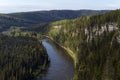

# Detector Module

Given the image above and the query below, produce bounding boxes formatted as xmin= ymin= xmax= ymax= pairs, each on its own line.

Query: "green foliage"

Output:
xmin=21 ymin=23 xmax=50 ymax=34
xmin=0 ymin=35 xmax=49 ymax=80
xmin=4 ymin=28 xmax=42 ymax=40
xmin=8 ymin=10 xmax=109 ymax=23
xmin=0 ymin=10 xmax=109 ymax=32
xmin=48 ymin=10 xmax=120 ymax=80
xmin=0 ymin=14 xmax=35 ymax=32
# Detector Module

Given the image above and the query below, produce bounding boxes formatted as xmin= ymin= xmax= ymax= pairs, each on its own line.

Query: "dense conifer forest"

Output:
xmin=0 ymin=34 xmax=49 ymax=80
xmin=0 ymin=10 xmax=109 ymax=32
xmin=47 ymin=10 xmax=120 ymax=80
xmin=0 ymin=9 xmax=120 ymax=80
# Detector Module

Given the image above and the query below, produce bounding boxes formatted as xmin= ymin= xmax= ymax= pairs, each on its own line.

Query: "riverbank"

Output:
xmin=43 ymin=35 xmax=77 ymax=68
xmin=39 ymin=39 xmax=74 ymax=80
xmin=0 ymin=34 xmax=50 ymax=80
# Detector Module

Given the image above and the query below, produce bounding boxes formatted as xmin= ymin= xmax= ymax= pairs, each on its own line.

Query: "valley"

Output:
xmin=0 ymin=9 xmax=120 ymax=80
xmin=39 ymin=39 xmax=74 ymax=80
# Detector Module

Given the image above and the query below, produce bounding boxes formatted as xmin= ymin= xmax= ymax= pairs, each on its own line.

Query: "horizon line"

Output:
xmin=1 ymin=8 xmax=117 ymax=14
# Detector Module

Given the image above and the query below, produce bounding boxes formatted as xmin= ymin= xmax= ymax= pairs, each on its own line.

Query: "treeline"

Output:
xmin=0 ymin=34 xmax=49 ymax=80
xmin=47 ymin=10 xmax=120 ymax=80
xmin=5 ymin=29 xmax=42 ymax=40
xmin=8 ymin=10 xmax=109 ymax=23
xmin=0 ymin=14 xmax=35 ymax=32
xmin=20 ymin=23 xmax=50 ymax=34
xmin=0 ymin=10 xmax=108 ymax=32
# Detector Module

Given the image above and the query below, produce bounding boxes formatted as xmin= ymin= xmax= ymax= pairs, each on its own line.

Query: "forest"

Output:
xmin=0 ymin=34 xmax=49 ymax=80
xmin=0 ymin=10 xmax=108 ymax=32
xmin=0 ymin=9 xmax=120 ymax=80
xmin=47 ymin=10 xmax=120 ymax=80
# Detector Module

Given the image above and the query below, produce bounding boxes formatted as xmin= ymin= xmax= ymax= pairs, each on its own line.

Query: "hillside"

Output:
xmin=47 ymin=10 xmax=120 ymax=80
xmin=1 ymin=9 xmax=119 ymax=80
xmin=0 ymin=10 xmax=109 ymax=32
xmin=8 ymin=10 xmax=109 ymax=23
xmin=0 ymin=14 xmax=35 ymax=32
xmin=0 ymin=34 xmax=49 ymax=80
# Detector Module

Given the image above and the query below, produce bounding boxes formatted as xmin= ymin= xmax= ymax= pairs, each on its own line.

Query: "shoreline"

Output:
xmin=43 ymin=35 xmax=77 ymax=68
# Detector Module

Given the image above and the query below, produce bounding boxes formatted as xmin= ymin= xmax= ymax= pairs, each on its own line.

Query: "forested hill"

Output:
xmin=0 ymin=34 xmax=49 ymax=80
xmin=0 ymin=10 xmax=109 ymax=32
xmin=47 ymin=10 xmax=120 ymax=80
xmin=0 ymin=10 xmax=120 ymax=80
xmin=0 ymin=14 xmax=35 ymax=31
xmin=8 ymin=10 xmax=109 ymax=23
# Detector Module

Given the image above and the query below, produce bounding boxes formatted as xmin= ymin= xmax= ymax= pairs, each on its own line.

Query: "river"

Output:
xmin=38 ymin=39 xmax=74 ymax=80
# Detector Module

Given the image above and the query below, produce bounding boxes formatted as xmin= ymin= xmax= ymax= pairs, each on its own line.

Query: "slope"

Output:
xmin=8 ymin=10 xmax=109 ymax=23
xmin=47 ymin=10 xmax=120 ymax=80
xmin=0 ymin=14 xmax=35 ymax=32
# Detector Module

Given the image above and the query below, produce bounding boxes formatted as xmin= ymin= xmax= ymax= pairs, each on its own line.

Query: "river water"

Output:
xmin=38 ymin=39 xmax=74 ymax=80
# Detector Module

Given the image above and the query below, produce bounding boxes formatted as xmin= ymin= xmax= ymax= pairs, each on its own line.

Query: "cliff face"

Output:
xmin=47 ymin=10 xmax=120 ymax=80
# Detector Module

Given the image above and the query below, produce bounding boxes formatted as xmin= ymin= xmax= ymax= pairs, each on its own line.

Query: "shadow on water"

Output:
xmin=38 ymin=39 xmax=74 ymax=80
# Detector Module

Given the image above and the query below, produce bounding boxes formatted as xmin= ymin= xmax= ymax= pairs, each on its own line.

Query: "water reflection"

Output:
xmin=38 ymin=39 xmax=74 ymax=80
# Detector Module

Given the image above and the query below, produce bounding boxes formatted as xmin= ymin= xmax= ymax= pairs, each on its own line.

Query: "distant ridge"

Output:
xmin=0 ymin=10 xmax=110 ymax=32
xmin=7 ymin=10 xmax=110 ymax=23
